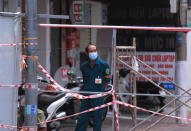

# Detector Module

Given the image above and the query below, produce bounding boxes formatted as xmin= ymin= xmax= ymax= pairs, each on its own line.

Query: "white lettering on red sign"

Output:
xmin=72 ymin=1 xmax=84 ymax=24
xmin=119 ymin=52 xmax=175 ymax=82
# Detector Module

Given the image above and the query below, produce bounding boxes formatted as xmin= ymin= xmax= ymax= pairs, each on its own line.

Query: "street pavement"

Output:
xmin=57 ymin=95 xmax=191 ymax=131
xmin=62 ymin=116 xmax=191 ymax=131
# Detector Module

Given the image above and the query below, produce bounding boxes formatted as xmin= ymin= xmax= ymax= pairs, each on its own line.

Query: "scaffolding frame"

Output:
xmin=112 ymin=38 xmax=137 ymax=128
xmin=115 ymin=47 xmax=191 ymax=130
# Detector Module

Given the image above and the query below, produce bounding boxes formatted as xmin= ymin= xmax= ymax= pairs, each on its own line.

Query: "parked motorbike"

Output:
xmin=17 ymin=72 xmax=113 ymax=130
xmin=118 ymin=68 xmax=165 ymax=112
xmin=37 ymin=74 xmax=81 ymax=131
xmin=17 ymin=83 xmax=25 ymax=130
xmin=17 ymin=75 xmax=81 ymax=131
xmin=38 ymin=73 xmax=113 ymax=130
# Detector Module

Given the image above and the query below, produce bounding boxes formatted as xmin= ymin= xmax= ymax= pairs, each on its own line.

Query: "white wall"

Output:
xmin=0 ymin=1 xmax=21 ymax=130
xmin=0 ymin=16 xmax=21 ymax=131
xmin=186 ymin=32 xmax=191 ymax=111
xmin=175 ymin=31 xmax=191 ymax=123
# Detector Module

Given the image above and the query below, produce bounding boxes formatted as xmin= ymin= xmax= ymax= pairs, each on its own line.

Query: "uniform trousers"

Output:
xmin=75 ymin=97 xmax=104 ymax=131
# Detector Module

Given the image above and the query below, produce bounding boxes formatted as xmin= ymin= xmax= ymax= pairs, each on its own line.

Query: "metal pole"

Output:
xmin=112 ymin=29 xmax=117 ymax=131
xmin=24 ymin=0 xmax=38 ymax=130
xmin=176 ymin=0 xmax=188 ymax=124
xmin=132 ymin=37 xmax=137 ymax=127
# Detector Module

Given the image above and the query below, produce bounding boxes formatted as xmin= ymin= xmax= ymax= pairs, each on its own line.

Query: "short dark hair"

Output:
xmin=159 ymin=83 xmax=164 ymax=88
xmin=119 ymin=68 xmax=130 ymax=78
xmin=85 ymin=43 xmax=96 ymax=53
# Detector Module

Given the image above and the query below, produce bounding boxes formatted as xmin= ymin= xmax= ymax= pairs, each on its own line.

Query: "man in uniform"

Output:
xmin=75 ymin=44 xmax=111 ymax=131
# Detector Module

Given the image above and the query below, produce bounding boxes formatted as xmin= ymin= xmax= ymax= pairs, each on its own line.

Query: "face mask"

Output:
xmin=89 ymin=52 xmax=98 ymax=60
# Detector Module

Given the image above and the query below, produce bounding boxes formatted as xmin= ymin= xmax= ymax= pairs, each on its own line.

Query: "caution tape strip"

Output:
xmin=37 ymin=102 xmax=113 ymax=125
xmin=39 ymin=24 xmax=191 ymax=32
xmin=0 ymin=125 xmax=37 ymax=130
xmin=23 ymin=84 xmax=38 ymax=90
xmin=37 ymin=62 xmax=113 ymax=99
xmin=112 ymin=92 xmax=120 ymax=131
xmin=1 ymin=100 xmax=191 ymax=129
xmin=0 ymin=102 xmax=113 ymax=129
xmin=0 ymin=85 xmax=21 ymax=87
xmin=0 ymin=43 xmax=37 ymax=46
xmin=36 ymin=100 xmax=191 ymax=127
xmin=115 ymin=100 xmax=191 ymax=122
xmin=0 ymin=124 xmax=18 ymax=130
xmin=0 ymin=84 xmax=38 ymax=89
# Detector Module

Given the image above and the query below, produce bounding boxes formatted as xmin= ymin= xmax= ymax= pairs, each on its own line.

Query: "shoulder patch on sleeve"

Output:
xmin=105 ymin=68 xmax=110 ymax=75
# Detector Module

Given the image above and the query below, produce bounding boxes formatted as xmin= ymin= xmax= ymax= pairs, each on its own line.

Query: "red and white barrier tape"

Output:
xmin=115 ymin=100 xmax=191 ymax=122
xmin=39 ymin=24 xmax=191 ymax=32
xmin=0 ymin=124 xmax=18 ymax=130
xmin=37 ymin=100 xmax=191 ymax=127
xmin=37 ymin=102 xmax=113 ymax=125
xmin=112 ymin=93 xmax=120 ymax=131
xmin=0 ymin=124 xmax=37 ymax=130
xmin=37 ymin=62 xmax=113 ymax=99
xmin=1 ymin=100 xmax=191 ymax=130
xmin=0 ymin=85 xmax=21 ymax=87
xmin=23 ymin=83 xmax=38 ymax=90
xmin=0 ymin=102 xmax=112 ymax=130
xmin=0 ymin=43 xmax=37 ymax=46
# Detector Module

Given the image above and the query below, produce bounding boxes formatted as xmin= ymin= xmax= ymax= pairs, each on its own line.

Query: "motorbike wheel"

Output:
xmin=88 ymin=106 xmax=108 ymax=127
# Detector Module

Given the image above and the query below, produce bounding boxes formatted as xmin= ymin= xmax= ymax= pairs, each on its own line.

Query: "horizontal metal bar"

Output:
xmin=118 ymin=56 xmax=131 ymax=58
xmin=39 ymin=24 xmax=191 ymax=32
xmin=118 ymin=58 xmax=191 ymax=110
xmin=0 ymin=12 xmax=25 ymax=17
xmin=37 ymin=14 xmax=69 ymax=19
xmin=116 ymin=46 xmax=136 ymax=49
xmin=38 ymin=89 xmax=191 ymax=98
xmin=0 ymin=12 xmax=69 ymax=19
xmin=107 ymin=112 xmax=146 ymax=120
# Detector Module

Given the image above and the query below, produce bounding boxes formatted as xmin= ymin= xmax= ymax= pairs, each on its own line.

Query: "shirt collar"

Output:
xmin=95 ymin=58 xmax=100 ymax=64
xmin=88 ymin=58 xmax=100 ymax=66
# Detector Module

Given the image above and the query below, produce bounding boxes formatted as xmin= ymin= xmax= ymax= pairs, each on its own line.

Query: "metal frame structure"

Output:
xmin=117 ymin=49 xmax=191 ymax=130
xmin=127 ymin=60 xmax=191 ymax=131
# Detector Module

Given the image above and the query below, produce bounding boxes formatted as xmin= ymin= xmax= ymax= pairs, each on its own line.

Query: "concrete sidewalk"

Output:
xmin=63 ymin=116 xmax=191 ymax=131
